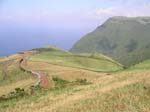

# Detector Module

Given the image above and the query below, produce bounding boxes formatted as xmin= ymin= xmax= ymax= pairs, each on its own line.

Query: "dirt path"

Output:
xmin=40 ymin=73 xmax=49 ymax=88
xmin=19 ymin=58 xmax=49 ymax=88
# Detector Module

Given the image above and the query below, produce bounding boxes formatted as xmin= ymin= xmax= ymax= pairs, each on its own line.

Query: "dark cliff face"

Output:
xmin=70 ymin=16 xmax=150 ymax=66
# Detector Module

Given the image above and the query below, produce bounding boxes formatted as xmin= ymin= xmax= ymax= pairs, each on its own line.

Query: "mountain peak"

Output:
xmin=108 ymin=16 xmax=150 ymax=24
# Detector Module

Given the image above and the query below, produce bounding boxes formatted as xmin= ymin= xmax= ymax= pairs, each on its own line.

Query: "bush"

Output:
xmin=52 ymin=77 xmax=69 ymax=89
xmin=0 ymin=88 xmax=27 ymax=102
xmin=75 ymin=78 xmax=90 ymax=85
xmin=14 ymin=88 xmax=26 ymax=97
xmin=144 ymin=83 xmax=150 ymax=94
xmin=30 ymin=85 xmax=41 ymax=90
xmin=0 ymin=96 xmax=6 ymax=102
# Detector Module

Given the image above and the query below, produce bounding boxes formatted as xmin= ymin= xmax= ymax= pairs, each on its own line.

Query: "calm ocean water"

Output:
xmin=0 ymin=28 xmax=82 ymax=56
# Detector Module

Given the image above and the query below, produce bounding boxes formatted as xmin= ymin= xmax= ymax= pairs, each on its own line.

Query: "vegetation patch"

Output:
xmin=73 ymin=78 xmax=90 ymax=85
xmin=52 ymin=77 xmax=70 ymax=89
xmin=0 ymin=87 xmax=28 ymax=108
xmin=52 ymin=77 xmax=90 ymax=90
xmin=0 ymin=85 xmax=47 ymax=109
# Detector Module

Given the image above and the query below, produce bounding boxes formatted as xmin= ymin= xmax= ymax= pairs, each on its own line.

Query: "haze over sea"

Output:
xmin=0 ymin=25 xmax=89 ymax=56
xmin=0 ymin=0 xmax=150 ymax=56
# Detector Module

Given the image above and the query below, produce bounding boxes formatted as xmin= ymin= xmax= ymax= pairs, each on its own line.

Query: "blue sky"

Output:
xmin=1 ymin=0 xmax=150 ymax=29
xmin=0 ymin=0 xmax=150 ymax=55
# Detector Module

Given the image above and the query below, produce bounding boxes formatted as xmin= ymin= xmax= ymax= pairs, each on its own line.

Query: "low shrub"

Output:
xmin=30 ymin=85 xmax=41 ymax=90
xmin=52 ymin=77 xmax=69 ymax=89
xmin=0 ymin=88 xmax=27 ymax=102
xmin=74 ymin=78 xmax=90 ymax=85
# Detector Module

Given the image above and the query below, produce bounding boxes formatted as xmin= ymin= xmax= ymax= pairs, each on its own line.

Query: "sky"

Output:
xmin=0 ymin=0 xmax=150 ymax=56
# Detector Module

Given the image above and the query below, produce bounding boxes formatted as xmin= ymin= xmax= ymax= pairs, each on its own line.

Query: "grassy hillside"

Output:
xmin=0 ymin=63 xmax=3 ymax=80
xmin=0 ymin=61 xmax=149 ymax=112
xmin=56 ymin=79 xmax=150 ymax=112
xmin=71 ymin=16 xmax=150 ymax=67
xmin=0 ymin=54 xmax=36 ymax=96
xmin=0 ymin=46 xmax=149 ymax=112
xmin=30 ymin=47 xmax=123 ymax=72
xmin=131 ymin=60 xmax=150 ymax=70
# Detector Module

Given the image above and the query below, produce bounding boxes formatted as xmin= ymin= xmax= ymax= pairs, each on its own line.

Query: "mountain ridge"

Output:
xmin=70 ymin=16 xmax=150 ymax=66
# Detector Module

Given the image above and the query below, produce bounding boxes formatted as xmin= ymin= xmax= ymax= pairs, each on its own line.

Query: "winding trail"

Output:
xmin=19 ymin=58 xmax=49 ymax=88
xmin=1 ymin=52 xmax=150 ymax=112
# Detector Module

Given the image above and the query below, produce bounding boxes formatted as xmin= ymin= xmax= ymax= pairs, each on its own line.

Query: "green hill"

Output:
xmin=0 ymin=46 xmax=150 ymax=112
xmin=30 ymin=46 xmax=123 ymax=72
xmin=131 ymin=60 xmax=150 ymax=70
xmin=70 ymin=16 xmax=150 ymax=66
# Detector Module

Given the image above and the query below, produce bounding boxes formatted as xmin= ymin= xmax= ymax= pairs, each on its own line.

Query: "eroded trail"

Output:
xmin=19 ymin=54 xmax=49 ymax=88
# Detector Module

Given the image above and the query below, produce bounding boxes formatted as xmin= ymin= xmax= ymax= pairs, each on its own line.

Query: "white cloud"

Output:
xmin=92 ymin=3 xmax=150 ymax=19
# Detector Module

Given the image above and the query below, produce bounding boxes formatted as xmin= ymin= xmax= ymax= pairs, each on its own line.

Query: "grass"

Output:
xmin=0 ymin=59 xmax=33 ymax=85
xmin=131 ymin=60 xmax=150 ymax=70
xmin=0 ymin=77 xmax=90 ymax=110
xmin=0 ymin=67 xmax=149 ymax=112
xmin=0 ymin=57 xmax=36 ymax=97
xmin=0 ymin=63 xmax=3 ymax=80
xmin=0 ymin=86 xmax=48 ymax=109
xmin=56 ymin=80 xmax=150 ymax=112
xmin=52 ymin=77 xmax=70 ymax=89
xmin=52 ymin=77 xmax=90 ymax=90
xmin=0 ymin=47 xmax=150 ymax=112
xmin=30 ymin=51 xmax=123 ymax=72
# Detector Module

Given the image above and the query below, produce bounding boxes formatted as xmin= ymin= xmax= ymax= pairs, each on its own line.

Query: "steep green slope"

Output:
xmin=71 ymin=16 xmax=150 ymax=66
xmin=30 ymin=47 xmax=123 ymax=72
